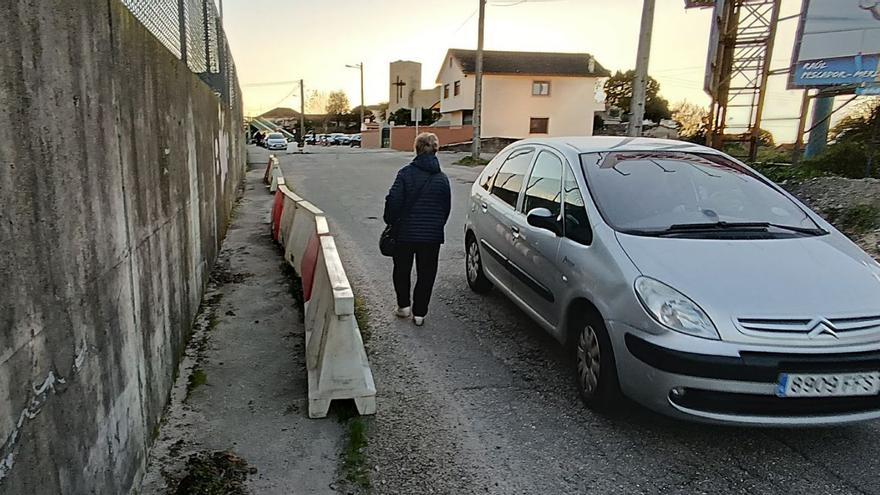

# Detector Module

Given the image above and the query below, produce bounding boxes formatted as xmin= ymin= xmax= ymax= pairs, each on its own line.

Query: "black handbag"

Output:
xmin=380 ymin=175 xmax=435 ymax=257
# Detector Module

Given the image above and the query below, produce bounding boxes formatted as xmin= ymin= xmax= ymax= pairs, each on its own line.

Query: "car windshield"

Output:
xmin=268 ymin=133 xmax=283 ymax=139
xmin=579 ymin=151 xmax=820 ymax=233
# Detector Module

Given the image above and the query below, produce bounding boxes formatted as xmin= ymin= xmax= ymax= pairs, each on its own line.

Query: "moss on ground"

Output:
xmin=454 ymin=155 xmax=490 ymax=166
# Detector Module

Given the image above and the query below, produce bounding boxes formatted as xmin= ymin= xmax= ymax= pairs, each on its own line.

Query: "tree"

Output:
xmin=671 ymin=101 xmax=708 ymax=143
xmin=387 ymin=107 xmax=440 ymax=126
xmin=305 ymin=90 xmax=327 ymax=115
xmin=326 ymin=91 xmax=350 ymax=116
xmin=604 ymin=70 xmax=671 ymax=123
xmin=831 ymin=99 xmax=880 ymax=144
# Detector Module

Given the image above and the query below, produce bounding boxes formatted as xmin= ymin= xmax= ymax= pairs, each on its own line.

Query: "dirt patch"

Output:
xmin=170 ymin=451 xmax=256 ymax=495
xmin=209 ymin=259 xmax=253 ymax=285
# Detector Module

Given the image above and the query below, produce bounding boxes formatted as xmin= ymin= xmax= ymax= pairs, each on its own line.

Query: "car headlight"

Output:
xmin=634 ymin=277 xmax=719 ymax=340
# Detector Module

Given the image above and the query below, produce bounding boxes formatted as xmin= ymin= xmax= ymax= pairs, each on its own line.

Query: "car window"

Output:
xmin=479 ymin=151 xmax=509 ymax=191
xmin=563 ymin=165 xmax=592 ymax=245
xmin=491 ymin=148 xmax=534 ymax=208
xmin=522 ymin=151 xmax=562 ymax=217
xmin=268 ymin=133 xmax=283 ymax=139
xmin=579 ymin=151 xmax=819 ymax=232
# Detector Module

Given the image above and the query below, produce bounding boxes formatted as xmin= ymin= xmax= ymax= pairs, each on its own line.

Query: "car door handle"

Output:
xmin=510 ymin=225 xmax=520 ymax=239
xmin=562 ymin=256 xmax=575 ymax=267
xmin=480 ymin=202 xmax=488 ymax=212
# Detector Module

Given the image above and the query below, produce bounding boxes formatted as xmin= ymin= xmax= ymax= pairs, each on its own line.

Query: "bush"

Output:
xmin=803 ymin=142 xmax=879 ymax=179
xmin=749 ymin=162 xmax=826 ymax=183
xmin=754 ymin=147 xmax=792 ymax=164
xmin=826 ymin=204 xmax=880 ymax=234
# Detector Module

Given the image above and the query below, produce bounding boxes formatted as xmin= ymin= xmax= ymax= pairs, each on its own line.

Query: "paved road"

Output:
xmin=279 ymin=146 xmax=880 ymax=495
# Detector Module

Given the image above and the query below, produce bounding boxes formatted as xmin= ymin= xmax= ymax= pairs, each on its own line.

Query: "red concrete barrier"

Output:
xmin=271 ymin=190 xmax=285 ymax=241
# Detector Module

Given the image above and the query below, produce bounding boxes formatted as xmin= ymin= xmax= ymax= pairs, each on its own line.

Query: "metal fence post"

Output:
xmin=177 ymin=0 xmax=187 ymax=66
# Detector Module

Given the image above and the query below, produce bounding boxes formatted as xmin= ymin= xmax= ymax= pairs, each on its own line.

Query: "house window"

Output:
xmin=454 ymin=81 xmax=461 ymax=96
xmin=532 ymin=81 xmax=551 ymax=96
xmin=444 ymin=84 xmax=450 ymax=99
xmin=530 ymin=118 xmax=549 ymax=134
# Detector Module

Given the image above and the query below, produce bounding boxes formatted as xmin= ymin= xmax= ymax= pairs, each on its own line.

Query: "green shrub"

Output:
xmin=754 ymin=147 xmax=792 ymax=164
xmin=803 ymin=142 xmax=878 ymax=179
xmin=828 ymin=204 xmax=880 ymax=234
xmin=749 ymin=162 xmax=826 ymax=183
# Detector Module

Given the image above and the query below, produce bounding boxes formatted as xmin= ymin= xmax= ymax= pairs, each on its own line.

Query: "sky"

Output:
xmin=219 ymin=0 xmax=840 ymax=143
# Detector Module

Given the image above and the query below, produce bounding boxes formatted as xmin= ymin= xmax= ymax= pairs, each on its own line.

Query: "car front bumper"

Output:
xmin=609 ymin=321 xmax=880 ymax=426
xmin=267 ymin=143 xmax=287 ymax=150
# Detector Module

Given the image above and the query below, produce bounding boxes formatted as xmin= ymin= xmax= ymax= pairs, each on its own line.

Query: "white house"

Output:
xmin=435 ymin=49 xmax=610 ymax=138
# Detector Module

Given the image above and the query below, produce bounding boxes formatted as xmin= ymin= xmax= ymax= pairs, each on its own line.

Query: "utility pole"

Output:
xmin=346 ymin=63 xmax=365 ymax=130
xmin=472 ymin=0 xmax=487 ymax=160
xmin=300 ymin=79 xmax=306 ymax=145
xmin=627 ymin=0 xmax=656 ymax=137
xmin=218 ymin=0 xmax=223 ymax=22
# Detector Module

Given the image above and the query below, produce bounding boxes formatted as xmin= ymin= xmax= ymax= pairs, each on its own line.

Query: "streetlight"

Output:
xmin=346 ymin=63 xmax=365 ymax=130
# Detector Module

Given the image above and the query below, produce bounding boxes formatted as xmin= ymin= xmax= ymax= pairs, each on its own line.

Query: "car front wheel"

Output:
xmin=465 ymin=235 xmax=492 ymax=293
xmin=574 ymin=315 xmax=622 ymax=411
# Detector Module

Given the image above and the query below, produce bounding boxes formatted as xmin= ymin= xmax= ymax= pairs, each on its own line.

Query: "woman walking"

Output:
xmin=383 ymin=132 xmax=451 ymax=326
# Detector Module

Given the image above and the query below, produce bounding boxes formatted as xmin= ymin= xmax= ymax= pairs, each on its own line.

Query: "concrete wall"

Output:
xmin=388 ymin=126 xmax=474 ymax=151
xmin=481 ymin=75 xmax=603 ymax=138
xmin=0 ymin=0 xmax=244 ymax=493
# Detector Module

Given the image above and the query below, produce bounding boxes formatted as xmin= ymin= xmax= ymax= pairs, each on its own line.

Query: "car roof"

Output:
xmin=513 ymin=136 xmax=723 ymax=156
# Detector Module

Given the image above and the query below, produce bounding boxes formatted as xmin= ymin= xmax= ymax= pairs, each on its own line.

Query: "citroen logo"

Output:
xmin=807 ymin=319 xmax=840 ymax=339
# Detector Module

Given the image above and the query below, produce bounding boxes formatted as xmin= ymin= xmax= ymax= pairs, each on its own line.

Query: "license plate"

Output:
xmin=776 ymin=371 xmax=880 ymax=398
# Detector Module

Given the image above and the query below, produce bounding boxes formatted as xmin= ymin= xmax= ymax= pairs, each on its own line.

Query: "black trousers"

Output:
xmin=392 ymin=242 xmax=441 ymax=317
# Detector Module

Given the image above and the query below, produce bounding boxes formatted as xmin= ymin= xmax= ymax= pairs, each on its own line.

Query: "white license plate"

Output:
xmin=776 ymin=371 xmax=880 ymax=398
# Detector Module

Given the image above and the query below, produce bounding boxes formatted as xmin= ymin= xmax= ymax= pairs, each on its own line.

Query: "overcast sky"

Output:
xmin=221 ymin=0 xmax=816 ymax=142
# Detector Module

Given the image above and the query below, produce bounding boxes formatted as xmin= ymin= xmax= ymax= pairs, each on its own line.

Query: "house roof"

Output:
xmin=445 ymin=49 xmax=611 ymax=79
xmin=259 ymin=107 xmax=301 ymax=119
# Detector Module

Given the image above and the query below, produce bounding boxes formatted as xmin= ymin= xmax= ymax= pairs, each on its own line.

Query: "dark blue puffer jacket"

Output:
xmin=383 ymin=154 xmax=452 ymax=244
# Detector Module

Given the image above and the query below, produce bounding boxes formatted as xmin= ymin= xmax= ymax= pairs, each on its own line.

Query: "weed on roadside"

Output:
xmin=186 ymin=367 xmax=207 ymax=400
xmin=172 ymin=451 xmax=256 ymax=495
xmin=354 ymin=295 xmax=371 ymax=345
xmin=333 ymin=401 xmax=371 ymax=492
xmin=454 ymin=155 xmax=490 ymax=167
xmin=830 ymin=204 xmax=880 ymax=234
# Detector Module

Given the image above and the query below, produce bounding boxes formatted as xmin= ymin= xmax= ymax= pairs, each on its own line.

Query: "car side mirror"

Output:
xmin=527 ymin=208 xmax=561 ymax=236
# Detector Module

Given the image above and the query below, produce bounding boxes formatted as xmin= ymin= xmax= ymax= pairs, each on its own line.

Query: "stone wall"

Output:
xmin=0 ymin=0 xmax=244 ymax=492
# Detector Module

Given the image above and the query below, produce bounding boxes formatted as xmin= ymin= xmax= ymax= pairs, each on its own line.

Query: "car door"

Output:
xmin=506 ymin=148 xmax=566 ymax=326
xmin=475 ymin=147 xmax=535 ymax=290
xmin=555 ymin=162 xmax=598 ymax=329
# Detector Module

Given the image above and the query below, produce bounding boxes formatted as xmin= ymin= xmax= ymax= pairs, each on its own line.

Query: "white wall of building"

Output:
xmin=481 ymin=75 xmax=603 ymax=138
xmin=437 ymin=56 xmax=476 ymax=114
xmin=437 ymin=54 xmax=604 ymax=138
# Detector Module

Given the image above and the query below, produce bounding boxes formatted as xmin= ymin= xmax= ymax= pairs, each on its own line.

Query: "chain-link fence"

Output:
xmin=120 ymin=0 xmax=238 ymax=108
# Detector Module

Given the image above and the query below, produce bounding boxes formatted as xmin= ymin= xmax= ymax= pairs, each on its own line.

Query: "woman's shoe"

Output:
xmin=413 ymin=316 xmax=425 ymax=327
xmin=394 ymin=306 xmax=412 ymax=318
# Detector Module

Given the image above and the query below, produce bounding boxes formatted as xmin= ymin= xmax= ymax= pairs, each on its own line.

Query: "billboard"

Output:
xmin=790 ymin=0 xmax=880 ymax=88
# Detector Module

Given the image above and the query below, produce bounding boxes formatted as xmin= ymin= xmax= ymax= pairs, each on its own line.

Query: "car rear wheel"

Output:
xmin=574 ymin=315 xmax=622 ymax=411
xmin=465 ymin=235 xmax=492 ymax=293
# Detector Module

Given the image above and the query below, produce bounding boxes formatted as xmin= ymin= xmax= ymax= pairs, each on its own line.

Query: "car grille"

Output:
xmin=736 ymin=315 xmax=880 ymax=339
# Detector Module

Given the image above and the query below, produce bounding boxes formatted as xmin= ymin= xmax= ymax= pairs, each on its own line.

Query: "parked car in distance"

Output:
xmin=349 ymin=134 xmax=362 ymax=147
xmin=264 ymin=132 xmax=288 ymax=151
xmin=465 ymin=136 xmax=880 ymax=427
xmin=305 ymin=134 xmax=317 ymax=145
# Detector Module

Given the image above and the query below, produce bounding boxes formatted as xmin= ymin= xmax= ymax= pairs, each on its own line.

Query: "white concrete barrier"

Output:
xmin=268 ymin=169 xmax=376 ymax=419
xmin=304 ymin=235 xmax=377 ymax=418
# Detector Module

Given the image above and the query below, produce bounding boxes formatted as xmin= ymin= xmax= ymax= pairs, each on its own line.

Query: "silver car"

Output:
xmin=464 ymin=136 xmax=880 ymax=426
xmin=265 ymin=132 xmax=288 ymax=151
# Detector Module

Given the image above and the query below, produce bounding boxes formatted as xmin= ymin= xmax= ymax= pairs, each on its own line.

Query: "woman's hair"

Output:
xmin=414 ymin=132 xmax=440 ymax=156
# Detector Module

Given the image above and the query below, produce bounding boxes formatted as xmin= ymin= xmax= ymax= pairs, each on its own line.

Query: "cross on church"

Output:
xmin=391 ymin=76 xmax=407 ymax=103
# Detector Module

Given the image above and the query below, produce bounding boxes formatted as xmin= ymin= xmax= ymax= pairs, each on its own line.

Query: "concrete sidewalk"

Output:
xmin=141 ymin=148 xmax=343 ymax=494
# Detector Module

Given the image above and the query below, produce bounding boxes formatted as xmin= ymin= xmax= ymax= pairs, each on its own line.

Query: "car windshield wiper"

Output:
xmin=624 ymin=221 xmax=827 ymax=237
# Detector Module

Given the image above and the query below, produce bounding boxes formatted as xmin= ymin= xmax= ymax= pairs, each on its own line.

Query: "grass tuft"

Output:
xmin=186 ymin=367 xmax=207 ymax=400
xmin=454 ymin=155 xmax=490 ymax=167
xmin=830 ymin=204 xmax=880 ymax=234
xmin=354 ymin=295 xmax=371 ymax=345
